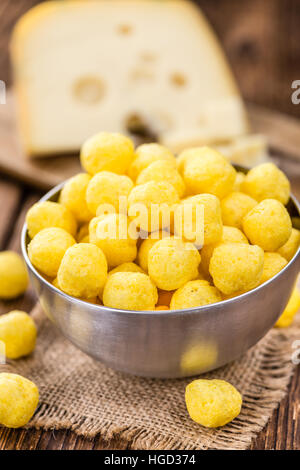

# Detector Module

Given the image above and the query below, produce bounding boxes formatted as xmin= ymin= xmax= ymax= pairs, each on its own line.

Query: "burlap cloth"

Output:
xmin=1 ymin=304 xmax=300 ymax=450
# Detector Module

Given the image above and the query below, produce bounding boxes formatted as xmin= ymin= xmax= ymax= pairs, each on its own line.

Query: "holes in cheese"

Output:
xmin=170 ymin=73 xmax=187 ymax=87
xmin=117 ymin=24 xmax=133 ymax=35
xmin=140 ymin=51 xmax=157 ymax=63
xmin=72 ymin=76 xmax=106 ymax=105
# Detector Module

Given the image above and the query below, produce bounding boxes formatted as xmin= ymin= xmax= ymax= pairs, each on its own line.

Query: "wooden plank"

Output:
xmin=0 ymin=177 xmax=22 ymax=249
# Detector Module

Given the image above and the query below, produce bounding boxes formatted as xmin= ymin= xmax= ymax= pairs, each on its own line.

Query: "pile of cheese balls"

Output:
xmin=26 ymin=132 xmax=300 ymax=315
xmin=1 ymin=131 xmax=300 ymax=431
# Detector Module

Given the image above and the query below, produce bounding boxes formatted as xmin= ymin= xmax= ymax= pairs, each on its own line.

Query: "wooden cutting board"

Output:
xmin=1 ymin=90 xmax=300 ymax=191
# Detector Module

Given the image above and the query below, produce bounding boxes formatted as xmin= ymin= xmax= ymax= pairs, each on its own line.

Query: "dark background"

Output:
xmin=1 ymin=0 xmax=300 ymax=118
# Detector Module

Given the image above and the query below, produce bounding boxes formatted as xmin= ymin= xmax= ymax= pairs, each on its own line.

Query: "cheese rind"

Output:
xmin=11 ymin=0 xmax=249 ymax=157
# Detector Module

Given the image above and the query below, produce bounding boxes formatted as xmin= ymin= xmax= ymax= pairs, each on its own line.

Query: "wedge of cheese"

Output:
xmin=11 ymin=0 xmax=249 ymax=158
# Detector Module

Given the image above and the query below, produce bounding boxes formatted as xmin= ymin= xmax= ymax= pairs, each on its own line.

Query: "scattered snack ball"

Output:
xmin=0 ymin=251 xmax=29 ymax=300
xmin=243 ymin=199 xmax=292 ymax=252
xmin=137 ymin=230 xmax=170 ymax=272
xmin=80 ymin=132 xmax=135 ymax=175
xmin=128 ymin=181 xmax=179 ymax=232
xmin=209 ymin=243 xmax=264 ymax=295
xmin=260 ymin=253 xmax=288 ymax=285
xmin=0 ymin=311 xmax=37 ymax=359
xmin=275 ymin=287 xmax=300 ymax=328
xmin=221 ymin=192 xmax=257 ymax=230
xmin=26 ymin=201 xmax=77 ymax=239
xmin=185 ymin=379 xmax=242 ymax=428
xmin=28 ymin=227 xmax=75 ymax=277
xmin=103 ymin=272 xmax=158 ymax=311
xmin=183 ymin=147 xmax=236 ymax=198
xmin=136 ymin=160 xmax=185 ymax=197
xmin=128 ymin=143 xmax=176 ymax=181
xmin=58 ymin=243 xmax=107 ymax=299
xmin=109 ymin=262 xmax=145 ymax=276
xmin=86 ymin=171 xmax=134 ymax=215
xmin=0 ymin=373 xmax=39 ymax=428
xmin=174 ymin=193 xmax=222 ymax=246
xmin=170 ymin=280 xmax=222 ymax=309
xmin=89 ymin=213 xmax=137 ymax=268
xmin=201 ymin=226 xmax=248 ymax=277
xmin=233 ymin=171 xmax=246 ymax=191
xmin=242 ymin=162 xmax=290 ymax=205
xmin=59 ymin=173 xmax=92 ymax=223
xmin=277 ymin=228 xmax=300 ymax=261
xmin=148 ymin=237 xmax=200 ymax=290
xmin=155 ymin=305 xmax=169 ymax=310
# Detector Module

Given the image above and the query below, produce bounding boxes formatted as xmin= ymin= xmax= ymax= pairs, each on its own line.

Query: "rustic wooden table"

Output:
xmin=0 ymin=0 xmax=300 ymax=450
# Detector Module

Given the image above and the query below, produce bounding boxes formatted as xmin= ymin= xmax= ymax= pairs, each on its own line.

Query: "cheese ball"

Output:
xmin=128 ymin=143 xmax=176 ymax=181
xmin=52 ymin=277 xmax=60 ymax=289
xmin=277 ymin=228 xmax=300 ymax=261
xmin=148 ymin=237 xmax=200 ymax=290
xmin=0 ymin=311 xmax=37 ymax=359
xmin=109 ymin=262 xmax=145 ymax=276
xmin=183 ymin=147 xmax=236 ymax=198
xmin=243 ymin=199 xmax=292 ymax=251
xmin=170 ymin=280 xmax=222 ymax=310
xmin=242 ymin=162 xmax=290 ymax=205
xmin=209 ymin=243 xmax=264 ymax=295
xmin=26 ymin=201 xmax=77 ymax=239
xmin=174 ymin=194 xmax=222 ymax=246
xmin=54 ymin=274 xmax=98 ymax=304
xmin=28 ymin=227 xmax=75 ymax=278
xmin=86 ymin=171 xmax=134 ymax=215
xmin=275 ymin=287 xmax=300 ymax=328
xmin=221 ymin=192 xmax=257 ymax=230
xmin=137 ymin=230 xmax=170 ymax=272
xmin=59 ymin=173 xmax=92 ymax=223
xmin=201 ymin=226 xmax=248 ymax=277
xmin=57 ymin=243 xmax=108 ymax=299
xmin=185 ymin=379 xmax=242 ymax=428
xmin=89 ymin=214 xmax=137 ymax=268
xmin=137 ymin=160 xmax=185 ymax=197
xmin=0 ymin=373 xmax=39 ymax=428
xmin=0 ymin=251 xmax=29 ymax=299
xmin=80 ymin=132 xmax=135 ymax=175
xmin=260 ymin=252 xmax=287 ymax=285
xmin=103 ymin=272 xmax=158 ymax=311
xmin=233 ymin=171 xmax=246 ymax=191
xmin=128 ymin=181 xmax=179 ymax=232
xmin=176 ymin=147 xmax=199 ymax=175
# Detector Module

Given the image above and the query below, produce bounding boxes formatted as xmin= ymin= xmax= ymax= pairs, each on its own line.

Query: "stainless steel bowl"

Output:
xmin=21 ymin=177 xmax=300 ymax=378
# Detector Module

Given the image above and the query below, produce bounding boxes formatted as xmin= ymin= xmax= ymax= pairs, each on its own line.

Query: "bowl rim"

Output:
xmin=21 ymin=178 xmax=300 ymax=317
